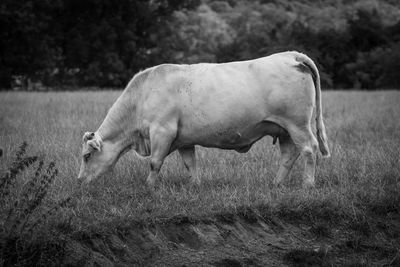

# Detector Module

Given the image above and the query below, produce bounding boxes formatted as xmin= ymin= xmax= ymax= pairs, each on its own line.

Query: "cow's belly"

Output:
xmin=176 ymin=119 xmax=287 ymax=152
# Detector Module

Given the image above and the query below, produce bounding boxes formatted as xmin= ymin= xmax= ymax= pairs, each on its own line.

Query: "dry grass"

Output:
xmin=0 ymin=90 xmax=399 ymax=232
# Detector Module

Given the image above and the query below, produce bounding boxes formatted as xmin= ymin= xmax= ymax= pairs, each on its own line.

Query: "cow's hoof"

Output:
xmin=303 ymin=181 xmax=315 ymax=189
xmin=189 ymin=178 xmax=201 ymax=186
xmin=146 ymin=179 xmax=156 ymax=189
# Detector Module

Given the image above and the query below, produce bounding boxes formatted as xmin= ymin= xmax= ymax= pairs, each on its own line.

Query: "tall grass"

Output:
xmin=0 ymin=90 xmax=399 ymax=229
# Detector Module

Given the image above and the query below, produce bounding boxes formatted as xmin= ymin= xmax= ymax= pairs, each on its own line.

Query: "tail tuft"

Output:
xmin=317 ymin=127 xmax=330 ymax=158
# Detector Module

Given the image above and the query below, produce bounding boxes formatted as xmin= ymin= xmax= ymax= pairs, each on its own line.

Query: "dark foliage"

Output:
xmin=0 ymin=0 xmax=199 ymax=89
xmin=1 ymin=0 xmax=400 ymax=89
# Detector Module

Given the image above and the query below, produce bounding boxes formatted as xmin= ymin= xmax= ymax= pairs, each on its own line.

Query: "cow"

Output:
xmin=78 ymin=51 xmax=330 ymax=188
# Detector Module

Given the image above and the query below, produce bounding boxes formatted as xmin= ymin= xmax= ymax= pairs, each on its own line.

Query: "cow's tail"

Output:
xmin=296 ymin=53 xmax=330 ymax=157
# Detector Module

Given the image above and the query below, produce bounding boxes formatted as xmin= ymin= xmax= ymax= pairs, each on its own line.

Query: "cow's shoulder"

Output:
xmin=149 ymin=64 xmax=187 ymax=79
xmin=126 ymin=68 xmax=153 ymax=92
xmin=125 ymin=64 xmax=183 ymax=93
xmin=153 ymin=63 xmax=183 ymax=72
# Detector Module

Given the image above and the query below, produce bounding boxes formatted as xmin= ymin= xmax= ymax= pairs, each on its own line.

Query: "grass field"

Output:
xmin=1 ymin=90 xmax=400 ymax=265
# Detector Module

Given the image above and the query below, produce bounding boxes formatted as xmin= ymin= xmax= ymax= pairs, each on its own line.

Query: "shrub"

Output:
xmin=0 ymin=142 xmax=71 ymax=266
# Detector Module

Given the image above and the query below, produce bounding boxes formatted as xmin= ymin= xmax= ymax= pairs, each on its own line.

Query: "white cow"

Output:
xmin=78 ymin=51 xmax=330 ymax=187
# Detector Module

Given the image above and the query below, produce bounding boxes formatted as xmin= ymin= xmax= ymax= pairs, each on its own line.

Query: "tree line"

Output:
xmin=1 ymin=0 xmax=400 ymax=90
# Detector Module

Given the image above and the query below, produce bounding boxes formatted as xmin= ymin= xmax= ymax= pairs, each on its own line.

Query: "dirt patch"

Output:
xmin=63 ymin=218 xmax=289 ymax=266
xmin=5 ymin=208 xmax=398 ymax=266
xmin=58 ymin=211 xmax=400 ymax=266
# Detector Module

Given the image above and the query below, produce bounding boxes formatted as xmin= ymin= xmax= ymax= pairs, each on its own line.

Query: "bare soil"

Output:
xmin=60 ymin=208 xmax=400 ymax=267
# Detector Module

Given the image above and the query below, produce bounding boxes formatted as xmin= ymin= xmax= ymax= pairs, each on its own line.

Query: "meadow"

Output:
xmin=1 ymin=90 xmax=400 ymax=265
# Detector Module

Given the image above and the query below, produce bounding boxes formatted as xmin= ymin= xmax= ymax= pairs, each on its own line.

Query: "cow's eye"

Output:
xmin=83 ymin=153 xmax=91 ymax=162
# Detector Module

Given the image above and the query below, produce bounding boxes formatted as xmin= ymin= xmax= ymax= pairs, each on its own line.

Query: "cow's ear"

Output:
xmin=83 ymin=132 xmax=95 ymax=142
xmin=87 ymin=139 xmax=101 ymax=152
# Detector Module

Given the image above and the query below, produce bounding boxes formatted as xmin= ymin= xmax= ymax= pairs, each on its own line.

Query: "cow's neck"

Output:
xmin=97 ymin=91 xmax=137 ymax=149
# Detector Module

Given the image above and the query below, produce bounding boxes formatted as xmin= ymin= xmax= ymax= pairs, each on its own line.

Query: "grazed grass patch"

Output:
xmin=1 ymin=91 xmax=399 ymax=222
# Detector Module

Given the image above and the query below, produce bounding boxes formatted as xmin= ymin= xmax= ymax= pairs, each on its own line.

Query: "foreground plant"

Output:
xmin=0 ymin=142 xmax=71 ymax=266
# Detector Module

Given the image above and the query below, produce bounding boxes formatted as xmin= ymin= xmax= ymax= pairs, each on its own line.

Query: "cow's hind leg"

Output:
xmin=288 ymin=126 xmax=319 ymax=187
xmin=274 ymin=134 xmax=300 ymax=186
xmin=178 ymin=146 xmax=199 ymax=185
xmin=146 ymin=125 xmax=177 ymax=187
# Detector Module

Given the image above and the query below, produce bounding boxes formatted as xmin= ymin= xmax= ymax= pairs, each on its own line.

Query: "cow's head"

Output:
xmin=77 ymin=131 xmax=119 ymax=183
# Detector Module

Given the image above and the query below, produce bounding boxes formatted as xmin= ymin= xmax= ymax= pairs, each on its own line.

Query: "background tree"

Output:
xmin=1 ymin=0 xmax=400 ymax=89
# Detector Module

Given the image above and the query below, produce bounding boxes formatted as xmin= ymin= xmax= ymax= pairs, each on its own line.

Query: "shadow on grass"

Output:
xmin=284 ymin=249 xmax=331 ymax=267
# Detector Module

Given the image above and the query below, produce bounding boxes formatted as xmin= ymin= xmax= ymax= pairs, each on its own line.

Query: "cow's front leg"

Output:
xmin=178 ymin=146 xmax=199 ymax=185
xmin=146 ymin=125 xmax=176 ymax=188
